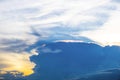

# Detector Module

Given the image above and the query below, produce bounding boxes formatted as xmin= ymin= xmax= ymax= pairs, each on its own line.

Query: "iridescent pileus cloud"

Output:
xmin=0 ymin=0 xmax=120 ymax=76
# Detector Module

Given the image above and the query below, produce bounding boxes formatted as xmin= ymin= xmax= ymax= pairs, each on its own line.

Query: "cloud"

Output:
xmin=112 ymin=0 xmax=120 ymax=3
xmin=0 ymin=50 xmax=38 ymax=76
xmin=39 ymin=48 xmax=61 ymax=54
xmin=28 ymin=42 xmax=120 ymax=80
xmin=81 ymin=5 xmax=120 ymax=46
xmin=78 ymin=69 xmax=120 ymax=80
xmin=55 ymin=40 xmax=84 ymax=43
xmin=0 ymin=0 xmax=120 ymax=77
xmin=0 ymin=0 xmax=118 ymax=46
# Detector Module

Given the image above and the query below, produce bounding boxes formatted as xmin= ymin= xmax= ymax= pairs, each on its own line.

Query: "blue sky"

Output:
xmin=0 ymin=0 xmax=120 ymax=78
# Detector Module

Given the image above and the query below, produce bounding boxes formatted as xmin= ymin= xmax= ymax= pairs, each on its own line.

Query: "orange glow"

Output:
xmin=0 ymin=51 xmax=36 ymax=76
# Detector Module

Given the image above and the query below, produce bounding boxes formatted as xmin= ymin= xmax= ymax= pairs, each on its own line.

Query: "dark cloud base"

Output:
xmin=29 ymin=42 xmax=120 ymax=80
xmin=1 ymin=42 xmax=120 ymax=80
xmin=1 ymin=69 xmax=120 ymax=80
xmin=77 ymin=69 xmax=120 ymax=80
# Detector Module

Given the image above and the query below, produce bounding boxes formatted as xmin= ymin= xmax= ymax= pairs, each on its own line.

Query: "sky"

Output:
xmin=0 ymin=0 xmax=120 ymax=78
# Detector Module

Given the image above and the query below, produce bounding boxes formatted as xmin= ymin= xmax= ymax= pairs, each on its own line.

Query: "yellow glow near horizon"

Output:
xmin=0 ymin=52 xmax=36 ymax=76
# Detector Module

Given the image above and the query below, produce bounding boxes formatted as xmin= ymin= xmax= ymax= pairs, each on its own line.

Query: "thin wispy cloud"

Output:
xmin=81 ymin=4 xmax=120 ymax=46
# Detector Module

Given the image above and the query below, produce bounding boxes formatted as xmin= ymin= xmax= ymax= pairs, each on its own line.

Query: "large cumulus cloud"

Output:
xmin=0 ymin=0 xmax=120 ymax=77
